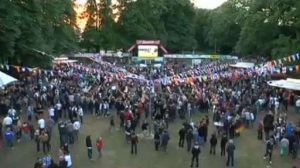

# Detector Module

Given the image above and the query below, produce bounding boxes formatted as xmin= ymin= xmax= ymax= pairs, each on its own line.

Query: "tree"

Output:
xmin=0 ymin=0 xmax=79 ymax=67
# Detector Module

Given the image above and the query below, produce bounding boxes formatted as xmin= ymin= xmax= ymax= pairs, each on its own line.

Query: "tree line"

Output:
xmin=1 ymin=0 xmax=300 ymax=66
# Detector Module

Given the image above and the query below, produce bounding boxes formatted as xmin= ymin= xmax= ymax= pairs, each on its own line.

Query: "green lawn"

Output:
xmin=0 ymin=112 xmax=298 ymax=168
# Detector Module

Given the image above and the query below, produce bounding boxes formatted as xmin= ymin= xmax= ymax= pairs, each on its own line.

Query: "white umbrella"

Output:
xmin=0 ymin=71 xmax=18 ymax=87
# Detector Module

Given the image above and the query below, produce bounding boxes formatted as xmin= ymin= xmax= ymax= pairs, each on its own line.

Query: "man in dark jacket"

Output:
xmin=190 ymin=142 xmax=201 ymax=167
xmin=209 ymin=133 xmax=218 ymax=155
xmin=264 ymin=137 xmax=273 ymax=164
xmin=154 ymin=131 xmax=160 ymax=151
xmin=186 ymin=128 xmax=193 ymax=152
xmin=178 ymin=126 xmax=186 ymax=147
xmin=220 ymin=134 xmax=228 ymax=156
xmin=161 ymin=130 xmax=170 ymax=152
xmin=226 ymin=139 xmax=235 ymax=167
xmin=131 ymin=132 xmax=138 ymax=155
xmin=86 ymin=135 xmax=93 ymax=160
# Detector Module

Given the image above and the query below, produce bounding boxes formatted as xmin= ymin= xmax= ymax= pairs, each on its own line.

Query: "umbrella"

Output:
xmin=0 ymin=71 xmax=18 ymax=87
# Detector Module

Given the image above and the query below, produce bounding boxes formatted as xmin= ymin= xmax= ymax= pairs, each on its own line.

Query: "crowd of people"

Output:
xmin=0 ymin=58 xmax=299 ymax=168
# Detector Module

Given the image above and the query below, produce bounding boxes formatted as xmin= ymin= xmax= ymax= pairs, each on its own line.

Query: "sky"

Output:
xmin=76 ymin=0 xmax=227 ymax=9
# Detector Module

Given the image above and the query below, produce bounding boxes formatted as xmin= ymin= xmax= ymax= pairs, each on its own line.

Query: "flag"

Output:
xmin=288 ymin=56 xmax=292 ymax=62
xmin=292 ymin=55 xmax=296 ymax=61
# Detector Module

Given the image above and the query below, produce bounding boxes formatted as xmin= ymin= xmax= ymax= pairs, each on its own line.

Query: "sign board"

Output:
xmin=136 ymin=40 xmax=160 ymax=45
xmin=138 ymin=45 xmax=158 ymax=58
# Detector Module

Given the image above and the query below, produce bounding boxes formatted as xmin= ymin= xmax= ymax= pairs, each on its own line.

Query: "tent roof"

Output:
xmin=230 ymin=62 xmax=255 ymax=69
xmin=0 ymin=71 xmax=18 ymax=87
xmin=267 ymin=78 xmax=300 ymax=91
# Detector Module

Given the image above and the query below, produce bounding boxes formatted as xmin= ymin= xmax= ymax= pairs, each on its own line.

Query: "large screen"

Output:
xmin=138 ymin=45 xmax=158 ymax=58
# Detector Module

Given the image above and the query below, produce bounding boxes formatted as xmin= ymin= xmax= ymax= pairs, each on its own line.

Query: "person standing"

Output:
xmin=67 ymin=121 xmax=74 ymax=145
xmin=109 ymin=116 xmax=115 ymax=132
xmin=226 ymin=139 xmax=235 ymax=167
xmin=264 ymin=137 xmax=274 ymax=164
xmin=39 ymin=130 xmax=50 ymax=154
xmin=131 ymin=132 xmax=138 ymax=155
xmin=190 ymin=142 xmax=201 ymax=168
xmin=96 ymin=137 xmax=104 ymax=157
xmin=154 ymin=131 xmax=160 ymax=151
xmin=280 ymin=136 xmax=289 ymax=158
xmin=220 ymin=134 xmax=228 ymax=156
xmin=5 ymin=128 xmax=14 ymax=149
xmin=73 ymin=120 xmax=80 ymax=142
xmin=209 ymin=134 xmax=218 ymax=155
xmin=161 ymin=130 xmax=170 ymax=152
xmin=257 ymin=121 xmax=263 ymax=140
xmin=186 ymin=128 xmax=193 ymax=152
xmin=77 ymin=106 xmax=84 ymax=124
xmin=64 ymin=150 xmax=72 ymax=168
xmin=178 ymin=126 xmax=185 ymax=147
xmin=86 ymin=135 xmax=93 ymax=160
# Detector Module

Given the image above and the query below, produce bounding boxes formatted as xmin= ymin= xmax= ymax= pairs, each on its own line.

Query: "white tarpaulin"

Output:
xmin=230 ymin=62 xmax=255 ymax=69
xmin=0 ymin=71 xmax=18 ymax=87
xmin=267 ymin=78 xmax=300 ymax=91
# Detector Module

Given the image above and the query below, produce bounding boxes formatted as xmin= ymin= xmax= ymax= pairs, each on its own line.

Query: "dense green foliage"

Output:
xmin=1 ymin=0 xmax=300 ymax=66
xmin=0 ymin=0 xmax=79 ymax=66
xmin=81 ymin=0 xmax=300 ymax=58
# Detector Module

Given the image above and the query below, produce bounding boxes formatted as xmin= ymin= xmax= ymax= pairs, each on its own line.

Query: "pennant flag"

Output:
xmin=296 ymin=53 xmax=300 ymax=60
xmin=27 ymin=68 xmax=33 ymax=72
xmin=292 ymin=55 xmax=296 ymax=61
xmin=288 ymin=56 xmax=292 ymax=62
xmin=6 ymin=65 xmax=9 ymax=70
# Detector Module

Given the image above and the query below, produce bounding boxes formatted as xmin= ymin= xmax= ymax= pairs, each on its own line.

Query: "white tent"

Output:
xmin=230 ymin=62 xmax=255 ymax=69
xmin=267 ymin=78 xmax=300 ymax=91
xmin=0 ymin=71 xmax=18 ymax=87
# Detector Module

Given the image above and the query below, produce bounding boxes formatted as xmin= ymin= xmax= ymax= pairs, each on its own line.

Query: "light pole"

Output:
xmin=148 ymin=64 xmax=154 ymax=137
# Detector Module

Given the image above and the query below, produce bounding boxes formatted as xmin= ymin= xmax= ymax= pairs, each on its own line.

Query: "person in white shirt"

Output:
xmin=38 ymin=118 xmax=45 ymax=131
xmin=64 ymin=152 xmax=72 ymax=168
xmin=48 ymin=107 xmax=55 ymax=120
xmin=77 ymin=106 xmax=84 ymax=124
xmin=73 ymin=120 xmax=81 ymax=141
xmin=295 ymin=98 xmax=300 ymax=113
xmin=8 ymin=108 xmax=16 ymax=117
xmin=3 ymin=115 xmax=13 ymax=129
xmin=55 ymin=101 xmax=62 ymax=118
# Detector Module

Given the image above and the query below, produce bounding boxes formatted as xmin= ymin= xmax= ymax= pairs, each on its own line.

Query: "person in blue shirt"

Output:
xmin=42 ymin=154 xmax=54 ymax=168
xmin=5 ymin=128 xmax=14 ymax=148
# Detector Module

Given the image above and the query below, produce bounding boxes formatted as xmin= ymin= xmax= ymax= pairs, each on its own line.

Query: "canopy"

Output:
xmin=267 ymin=78 xmax=300 ymax=91
xmin=0 ymin=71 xmax=18 ymax=87
xmin=230 ymin=62 xmax=255 ymax=69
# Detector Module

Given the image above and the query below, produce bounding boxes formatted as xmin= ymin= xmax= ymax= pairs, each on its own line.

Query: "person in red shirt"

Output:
xmin=125 ymin=110 xmax=133 ymax=121
xmin=96 ymin=137 xmax=104 ymax=157
xmin=21 ymin=122 xmax=31 ymax=141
